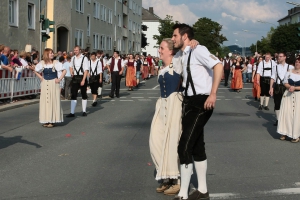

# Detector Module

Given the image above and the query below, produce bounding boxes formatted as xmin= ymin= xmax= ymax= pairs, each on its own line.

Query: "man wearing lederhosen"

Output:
xmin=256 ymin=53 xmax=276 ymax=111
xmin=107 ymin=51 xmax=125 ymax=98
xmin=223 ymin=55 xmax=232 ymax=87
xmin=66 ymin=46 xmax=89 ymax=117
xmin=172 ymin=24 xmax=223 ymax=200
xmin=96 ymin=50 xmax=105 ymax=98
xmin=269 ymin=52 xmax=293 ymax=126
xmin=89 ymin=52 xmax=103 ymax=106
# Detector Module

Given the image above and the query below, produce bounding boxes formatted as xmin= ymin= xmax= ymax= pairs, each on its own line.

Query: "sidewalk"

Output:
xmin=0 ymin=98 xmax=40 ymax=112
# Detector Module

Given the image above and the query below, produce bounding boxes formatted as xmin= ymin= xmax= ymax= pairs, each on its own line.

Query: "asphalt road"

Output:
xmin=1 ymin=77 xmax=300 ymax=200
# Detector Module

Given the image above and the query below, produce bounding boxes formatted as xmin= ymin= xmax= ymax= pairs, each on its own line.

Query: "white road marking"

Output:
xmin=242 ymin=99 xmax=251 ymax=100
xmin=149 ymin=97 xmax=159 ymax=98
xmin=101 ymin=100 xmax=115 ymax=101
xmin=216 ymin=99 xmax=221 ymax=100
xmin=225 ymin=99 xmax=232 ymax=100
xmin=263 ymin=187 xmax=300 ymax=195
xmin=120 ymin=100 xmax=133 ymax=102
xmin=131 ymin=97 xmax=144 ymax=98
xmin=120 ymin=97 xmax=127 ymax=98
xmin=210 ymin=193 xmax=239 ymax=199
xmin=138 ymin=99 xmax=152 ymax=101
xmin=152 ymin=85 xmax=160 ymax=89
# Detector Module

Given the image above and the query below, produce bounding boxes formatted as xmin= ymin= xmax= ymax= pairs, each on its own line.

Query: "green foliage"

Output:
xmin=192 ymin=17 xmax=227 ymax=54
xmin=153 ymin=15 xmax=178 ymax=48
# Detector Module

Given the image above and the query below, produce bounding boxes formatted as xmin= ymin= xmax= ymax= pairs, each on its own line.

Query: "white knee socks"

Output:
xmin=194 ymin=160 xmax=207 ymax=193
xmin=260 ymin=96 xmax=264 ymax=105
xmin=264 ymin=97 xmax=270 ymax=107
xmin=275 ymin=110 xmax=280 ymax=119
xmin=82 ymin=99 xmax=87 ymax=112
xmin=178 ymin=164 xmax=193 ymax=199
xmin=71 ymin=100 xmax=77 ymax=114
xmin=98 ymin=87 xmax=102 ymax=95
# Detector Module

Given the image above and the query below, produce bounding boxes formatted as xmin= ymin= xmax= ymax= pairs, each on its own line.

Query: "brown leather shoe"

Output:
xmin=280 ymin=135 xmax=286 ymax=141
xmin=164 ymin=184 xmax=180 ymax=195
xmin=291 ymin=138 xmax=299 ymax=143
xmin=156 ymin=182 xmax=170 ymax=193
xmin=188 ymin=189 xmax=210 ymax=200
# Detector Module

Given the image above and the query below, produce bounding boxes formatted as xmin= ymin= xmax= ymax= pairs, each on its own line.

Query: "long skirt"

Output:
xmin=231 ymin=70 xmax=243 ymax=89
xmin=125 ymin=66 xmax=137 ymax=87
xmin=149 ymin=92 xmax=182 ymax=180
xmin=39 ymin=79 xmax=63 ymax=123
xmin=142 ymin=66 xmax=149 ymax=79
xmin=277 ymin=90 xmax=300 ymax=139
xmin=252 ymin=74 xmax=261 ymax=98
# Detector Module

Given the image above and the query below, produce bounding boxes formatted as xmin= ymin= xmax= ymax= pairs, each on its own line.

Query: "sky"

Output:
xmin=142 ymin=0 xmax=295 ymax=47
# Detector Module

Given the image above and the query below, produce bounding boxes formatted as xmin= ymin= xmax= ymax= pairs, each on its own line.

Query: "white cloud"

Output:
xmin=142 ymin=0 xmax=198 ymax=25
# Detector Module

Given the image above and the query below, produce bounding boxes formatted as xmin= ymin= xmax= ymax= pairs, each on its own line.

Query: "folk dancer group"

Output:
xmin=149 ymin=23 xmax=223 ymax=200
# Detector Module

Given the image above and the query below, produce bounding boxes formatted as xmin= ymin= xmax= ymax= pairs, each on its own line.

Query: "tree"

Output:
xmin=271 ymin=23 xmax=300 ymax=53
xmin=153 ymin=15 xmax=178 ymax=48
xmin=250 ymin=27 xmax=275 ymax=54
xmin=192 ymin=17 xmax=227 ymax=54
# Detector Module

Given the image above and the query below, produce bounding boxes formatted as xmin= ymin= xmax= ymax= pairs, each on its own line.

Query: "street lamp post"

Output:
xmin=243 ymin=29 xmax=257 ymax=53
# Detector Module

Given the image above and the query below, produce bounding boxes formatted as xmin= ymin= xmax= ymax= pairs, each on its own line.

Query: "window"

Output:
xmin=87 ymin=0 xmax=91 ymax=3
xmin=139 ymin=6 xmax=141 ymax=15
xmin=75 ymin=29 xmax=84 ymax=47
xmin=101 ymin=5 xmax=105 ymax=21
xmin=106 ymin=36 xmax=112 ymax=50
xmin=108 ymin=9 xmax=113 ymax=24
xmin=128 ymin=40 xmax=131 ymax=52
xmin=132 ymin=22 xmax=135 ymax=33
xmin=128 ymin=19 xmax=132 ymax=31
xmin=114 ymin=0 xmax=117 ymax=16
xmin=122 ymin=39 xmax=125 ymax=52
xmin=9 ymin=0 xmax=18 ymax=26
xmin=94 ymin=2 xmax=100 ymax=19
xmin=101 ymin=35 xmax=106 ymax=50
xmin=75 ymin=0 xmax=84 ymax=13
xmin=104 ymin=7 xmax=108 ymax=22
xmin=93 ymin=34 xmax=99 ymax=49
xmin=133 ymin=2 xmax=135 ymax=14
xmin=28 ymin=3 xmax=35 ymax=29
xmin=87 ymin=15 xmax=90 ymax=36
xmin=118 ymin=15 xmax=122 ymax=27
xmin=129 ymin=0 xmax=132 ymax=9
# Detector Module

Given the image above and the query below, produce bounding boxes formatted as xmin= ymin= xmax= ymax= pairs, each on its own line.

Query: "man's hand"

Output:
xmin=204 ymin=93 xmax=216 ymax=110
xmin=80 ymin=80 xmax=85 ymax=86
xmin=99 ymin=78 xmax=102 ymax=83
xmin=269 ymin=88 xmax=273 ymax=96
xmin=289 ymin=86 xmax=295 ymax=92
xmin=189 ymin=39 xmax=199 ymax=49
xmin=55 ymin=78 xmax=60 ymax=84
xmin=119 ymin=71 xmax=123 ymax=75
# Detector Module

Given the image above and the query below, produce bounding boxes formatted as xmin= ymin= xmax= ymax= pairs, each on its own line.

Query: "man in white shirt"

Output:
xmin=256 ymin=53 xmax=276 ymax=110
xmin=171 ymin=23 xmax=223 ymax=200
xmin=223 ymin=55 xmax=232 ymax=86
xmin=89 ymin=52 xmax=103 ymax=106
xmin=106 ymin=51 xmax=124 ymax=98
xmin=269 ymin=52 xmax=293 ymax=126
xmin=66 ymin=46 xmax=89 ymax=117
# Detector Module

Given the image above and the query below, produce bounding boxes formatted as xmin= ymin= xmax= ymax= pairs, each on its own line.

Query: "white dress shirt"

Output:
xmin=271 ymin=63 xmax=294 ymax=84
xmin=257 ymin=60 xmax=276 ymax=77
xmin=90 ymin=60 xmax=103 ymax=75
xmin=70 ymin=54 xmax=89 ymax=75
xmin=181 ymin=45 xmax=221 ymax=96
xmin=107 ymin=57 xmax=125 ymax=71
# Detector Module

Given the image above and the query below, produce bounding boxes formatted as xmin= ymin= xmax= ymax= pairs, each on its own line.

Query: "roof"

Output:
xmin=142 ymin=7 xmax=161 ymax=21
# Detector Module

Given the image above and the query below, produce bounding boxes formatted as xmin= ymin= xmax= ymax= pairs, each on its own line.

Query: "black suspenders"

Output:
xmin=90 ymin=60 xmax=99 ymax=76
xmin=73 ymin=56 xmax=85 ymax=75
xmin=185 ymin=51 xmax=196 ymax=96
xmin=262 ymin=61 xmax=272 ymax=77
xmin=275 ymin=64 xmax=289 ymax=85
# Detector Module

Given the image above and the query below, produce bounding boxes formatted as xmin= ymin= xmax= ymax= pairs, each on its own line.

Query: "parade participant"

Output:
xmin=231 ymin=56 xmax=244 ymax=93
xmin=269 ymin=53 xmax=293 ymax=126
xmin=252 ymin=57 xmax=263 ymax=101
xmin=256 ymin=53 xmax=275 ymax=110
xmin=66 ymin=46 xmax=89 ymax=117
xmin=31 ymin=48 xmax=66 ymax=127
xmin=107 ymin=51 xmax=125 ymax=98
xmin=63 ymin=56 xmax=72 ymax=100
xmin=142 ymin=56 xmax=149 ymax=80
xmin=125 ymin=54 xmax=137 ymax=91
xmin=223 ymin=55 xmax=232 ymax=86
xmin=89 ymin=52 xmax=103 ymax=106
xmin=277 ymin=58 xmax=300 ymax=142
xmin=135 ymin=54 xmax=142 ymax=88
xmin=172 ymin=23 xmax=223 ymax=200
xmin=147 ymin=54 xmax=154 ymax=77
xmin=96 ymin=50 xmax=105 ymax=98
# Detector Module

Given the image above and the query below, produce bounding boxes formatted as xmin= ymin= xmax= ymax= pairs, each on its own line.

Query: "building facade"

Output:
xmin=0 ymin=0 xmax=41 ymax=52
xmin=142 ymin=7 xmax=160 ymax=57
xmin=0 ymin=0 xmax=142 ymax=55
xmin=278 ymin=7 xmax=300 ymax=25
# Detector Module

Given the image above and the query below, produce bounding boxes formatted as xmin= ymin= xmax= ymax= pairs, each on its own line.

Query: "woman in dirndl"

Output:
xmin=149 ymin=38 xmax=182 ymax=196
xmin=125 ymin=54 xmax=137 ymax=91
xmin=32 ymin=48 xmax=66 ymax=128
xmin=231 ymin=56 xmax=244 ymax=92
xmin=141 ymin=56 xmax=149 ymax=80
xmin=252 ymin=57 xmax=263 ymax=100
xmin=277 ymin=58 xmax=300 ymax=142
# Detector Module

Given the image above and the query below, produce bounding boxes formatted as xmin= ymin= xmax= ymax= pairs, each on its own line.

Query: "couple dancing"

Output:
xmin=149 ymin=23 xmax=223 ymax=200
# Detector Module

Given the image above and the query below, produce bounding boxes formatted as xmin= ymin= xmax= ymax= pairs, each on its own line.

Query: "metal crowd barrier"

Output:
xmin=0 ymin=69 xmax=41 ymax=102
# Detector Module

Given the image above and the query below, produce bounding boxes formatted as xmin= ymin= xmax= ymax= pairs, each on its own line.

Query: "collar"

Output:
xmin=183 ymin=46 xmax=191 ymax=55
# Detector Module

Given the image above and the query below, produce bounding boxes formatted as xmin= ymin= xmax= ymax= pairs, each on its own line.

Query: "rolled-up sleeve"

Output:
xmin=256 ymin=62 xmax=263 ymax=75
xmin=194 ymin=46 xmax=220 ymax=69
xmin=83 ymin=57 xmax=89 ymax=72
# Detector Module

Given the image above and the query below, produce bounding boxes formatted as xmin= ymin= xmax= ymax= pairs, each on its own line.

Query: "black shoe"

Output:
xmin=273 ymin=120 xmax=278 ymax=126
xmin=264 ymin=106 xmax=269 ymax=111
xmin=116 ymin=95 xmax=120 ymax=98
xmin=92 ymin=102 xmax=97 ymax=107
xmin=109 ymin=95 xmax=114 ymax=98
xmin=82 ymin=112 xmax=87 ymax=116
xmin=66 ymin=113 xmax=75 ymax=118
xmin=97 ymin=95 xmax=102 ymax=99
xmin=188 ymin=189 xmax=210 ymax=200
xmin=258 ymin=105 xmax=263 ymax=110
xmin=255 ymin=97 xmax=257 ymax=101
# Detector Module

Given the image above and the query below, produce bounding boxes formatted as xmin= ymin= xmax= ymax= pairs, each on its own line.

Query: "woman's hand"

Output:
xmin=55 ymin=78 xmax=60 ymax=84
xmin=289 ymin=86 xmax=295 ymax=92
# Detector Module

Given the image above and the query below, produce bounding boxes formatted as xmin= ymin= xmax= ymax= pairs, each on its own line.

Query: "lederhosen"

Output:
xmin=89 ymin=60 xmax=100 ymax=95
xmin=273 ymin=65 xmax=289 ymax=110
xmin=71 ymin=56 xmax=88 ymax=100
xmin=260 ymin=61 xmax=272 ymax=97
xmin=178 ymin=51 xmax=213 ymax=165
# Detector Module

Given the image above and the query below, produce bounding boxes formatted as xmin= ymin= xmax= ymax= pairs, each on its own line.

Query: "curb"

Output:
xmin=0 ymin=100 xmax=40 ymax=113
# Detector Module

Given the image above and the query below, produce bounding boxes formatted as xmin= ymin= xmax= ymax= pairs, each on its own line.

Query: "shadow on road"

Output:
xmin=0 ymin=136 xmax=42 ymax=149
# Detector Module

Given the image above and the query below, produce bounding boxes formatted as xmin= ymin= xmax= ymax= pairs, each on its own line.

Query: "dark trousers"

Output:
xmin=260 ymin=77 xmax=271 ymax=97
xmin=273 ymin=84 xmax=286 ymax=110
xmin=110 ymin=71 xmax=121 ymax=97
xmin=224 ymin=69 xmax=230 ymax=86
xmin=71 ymin=78 xmax=88 ymax=100
xmin=64 ymin=76 xmax=72 ymax=98
xmin=178 ymin=95 xmax=213 ymax=165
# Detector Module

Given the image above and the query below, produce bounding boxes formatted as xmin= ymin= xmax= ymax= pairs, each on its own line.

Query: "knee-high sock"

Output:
xmin=178 ymin=164 xmax=193 ymax=199
xmin=264 ymin=97 xmax=270 ymax=107
xmin=71 ymin=100 xmax=77 ymax=114
xmin=98 ymin=87 xmax=102 ymax=95
xmin=260 ymin=96 xmax=264 ymax=106
xmin=275 ymin=110 xmax=280 ymax=119
xmin=194 ymin=160 xmax=207 ymax=193
xmin=82 ymin=99 xmax=87 ymax=112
